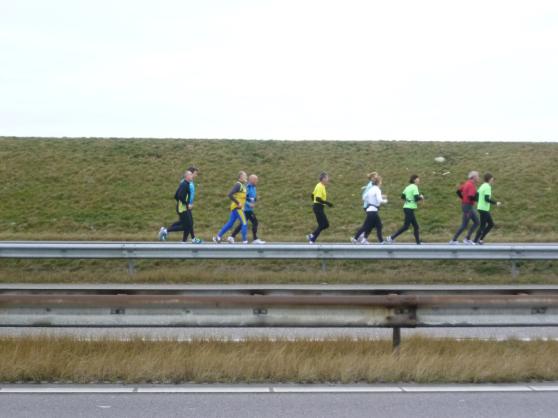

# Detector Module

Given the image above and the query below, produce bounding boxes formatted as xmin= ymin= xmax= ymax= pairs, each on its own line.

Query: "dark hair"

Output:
xmin=188 ymin=166 xmax=199 ymax=173
xmin=484 ymin=172 xmax=493 ymax=182
xmin=409 ymin=174 xmax=419 ymax=184
xmin=319 ymin=171 xmax=328 ymax=181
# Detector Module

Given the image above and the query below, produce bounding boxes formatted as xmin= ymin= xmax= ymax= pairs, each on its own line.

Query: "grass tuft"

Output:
xmin=1 ymin=336 xmax=558 ymax=384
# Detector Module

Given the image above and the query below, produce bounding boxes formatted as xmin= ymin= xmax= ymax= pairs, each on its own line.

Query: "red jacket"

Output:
xmin=459 ymin=180 xmax=477 ymax=205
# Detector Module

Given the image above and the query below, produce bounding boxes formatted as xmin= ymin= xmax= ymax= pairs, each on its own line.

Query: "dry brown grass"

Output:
xmin=1 ymin=336 xmax=558 ymax=383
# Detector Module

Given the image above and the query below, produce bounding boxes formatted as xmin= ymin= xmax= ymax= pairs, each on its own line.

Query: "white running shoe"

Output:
xmin=252 ymin=239 xmax=266 ymax=244
xmin=350 ymin=237 xmax=359 ymax=244
xmin=361 ymin=239 xmax=370 ymax=245
xmin=306 ymin=234 xmax=314 ymax=244
xmin=158 ymin=227 xmax=167 ymax=241
xmin=380 ymin=241 xmax=387 ymax=245
xmin=242 ymin=240 xmax=249 ymax=244
xmin=449 ymin=240 xmax=459 ymax=245
xmin=212 ymin=236 xmax=221 ymax=243
xmin=463 ymin=239 xmax=476 ymax=245
xmin=227 ymin=236 xmax=235 ymax=244
xmin=386 ymin=236 xmax=393 ymax=243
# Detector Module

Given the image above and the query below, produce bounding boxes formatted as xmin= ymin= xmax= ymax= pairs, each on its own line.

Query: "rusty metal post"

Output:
xmin=392 ymin=326 xmax=401 ymax=353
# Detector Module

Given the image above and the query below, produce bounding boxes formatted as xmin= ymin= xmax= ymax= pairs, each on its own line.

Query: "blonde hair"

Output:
xmin=367 ymin=171 xmax=379 ymax=183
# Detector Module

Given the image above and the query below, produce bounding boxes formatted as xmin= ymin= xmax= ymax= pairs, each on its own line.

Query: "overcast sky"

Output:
xmin=1 ymin=0 xmax=557 ymax=141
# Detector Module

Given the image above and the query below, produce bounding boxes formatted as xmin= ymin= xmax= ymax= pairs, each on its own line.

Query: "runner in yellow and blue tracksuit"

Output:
xmin=213 ymin=171 xmax=248 ymax=243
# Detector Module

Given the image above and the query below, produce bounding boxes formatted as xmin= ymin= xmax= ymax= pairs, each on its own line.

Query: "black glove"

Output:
xmin=326 ymin=201 xmax=334 ymax=208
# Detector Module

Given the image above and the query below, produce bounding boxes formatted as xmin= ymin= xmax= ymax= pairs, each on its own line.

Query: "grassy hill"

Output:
xmin=1 ymin=137 xmax=557 ymax=242
xmin=1 ymin=137 xmax=556 ymax=285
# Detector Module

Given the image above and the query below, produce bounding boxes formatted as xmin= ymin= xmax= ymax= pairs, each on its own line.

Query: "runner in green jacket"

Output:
xmin=387 ymin=174 xmax=424 ymax=244
xmin=473 ymin=172 xmax=501 ymax=244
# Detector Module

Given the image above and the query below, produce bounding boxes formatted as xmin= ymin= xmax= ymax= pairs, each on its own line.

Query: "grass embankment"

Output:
xmin=0 ymin=138 xmax=556 ymax=284
xmin=1 ymin=336 xmax=557 ymax=383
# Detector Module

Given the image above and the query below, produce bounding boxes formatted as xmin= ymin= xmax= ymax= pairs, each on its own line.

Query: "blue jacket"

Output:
xmin=245 ymin=183 xmax=257 ymax=212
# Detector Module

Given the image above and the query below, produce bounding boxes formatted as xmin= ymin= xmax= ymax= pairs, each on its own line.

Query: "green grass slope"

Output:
xmin=1 ymin=138 xmax=556 ymax=242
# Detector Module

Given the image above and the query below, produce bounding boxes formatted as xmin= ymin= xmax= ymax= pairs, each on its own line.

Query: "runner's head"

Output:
xmin=409 ymin=174 xmax=420 ymax=185
xmin=367 ymin=171 xmax=379 ymax=184
xmin=319 ymin=172 xmax=329 ymax=185
xmin=248 ymin=174 xmax=258 ymax=185
xmin=375 ymin=175 xmax=383 ymax=187
xmin=468 ymin=171 xmax=480 ymax=183
xmin=184 ymin=170 xmax=193 ymax=181
xmin=238 ymin=171 xmax=247 ymax=183
xmin=188 ymin=166 xmax=199 ymax=178
xmin=484 ymin=172 xmax=494 ymax=184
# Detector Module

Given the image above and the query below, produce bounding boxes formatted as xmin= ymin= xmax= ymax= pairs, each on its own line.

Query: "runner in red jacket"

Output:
xmin=450 ymin=171 xmax=480 ymax=245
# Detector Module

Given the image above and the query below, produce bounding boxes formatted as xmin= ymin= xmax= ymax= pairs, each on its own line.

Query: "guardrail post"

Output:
xmin=127 ymin=260 xmax=136 ymax=276
xmin=511 ymin=260 xmax=519 ymax=279
xmin=392 ymin=327 xmax=401 ymax=353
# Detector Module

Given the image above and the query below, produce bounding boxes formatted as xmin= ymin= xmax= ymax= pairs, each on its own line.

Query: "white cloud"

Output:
xmin=1 ymin=0 xmax=557 ymax=140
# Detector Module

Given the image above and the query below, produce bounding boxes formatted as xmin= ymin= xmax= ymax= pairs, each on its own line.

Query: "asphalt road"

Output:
xmin=2 ymin=391 xmax=558 ymax=418
xmin=2 ymin=326 xmax=558 ymax=341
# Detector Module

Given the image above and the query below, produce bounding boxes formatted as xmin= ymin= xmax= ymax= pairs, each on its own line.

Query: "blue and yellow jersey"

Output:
xmin=228 ymin=181 xmax=247 ymax=211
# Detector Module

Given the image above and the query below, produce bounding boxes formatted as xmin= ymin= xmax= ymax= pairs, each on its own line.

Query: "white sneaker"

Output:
xmin=306 ymin=234 xmax=314 ymax=244
xmin=350 ymin=237 xmax=359 ymax=244
xmin=449 ymin=240 xmax=459 ymax=245
xmin=212 ymin=236 xmax=221 ymax=243
xmin=360 ymin=239 xmax=370 ymax=245
xmin=386 ymin=236 xmax=393 ymax=243
xmin=242 ymin=240 xmax=249 ymax=244
xmin=227 ymin=236 xmax=235 ymax=244
xmin=158 ymin=227 xmax=167 ymax=241
xmin=252 ymin=239 xmax=266 ymax=244
xmin=380 ymin=241 xmax=387 ymax=245
xmin=463 ymin=239 xmax=476 ymax=245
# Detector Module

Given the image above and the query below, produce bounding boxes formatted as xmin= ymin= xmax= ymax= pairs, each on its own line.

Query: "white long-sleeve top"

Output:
xmin=364 ymin=185 xmax=388 ymax=212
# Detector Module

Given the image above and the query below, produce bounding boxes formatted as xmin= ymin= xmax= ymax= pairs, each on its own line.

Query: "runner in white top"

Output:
xmin=351 ymin=176 xmax=388 ymax=244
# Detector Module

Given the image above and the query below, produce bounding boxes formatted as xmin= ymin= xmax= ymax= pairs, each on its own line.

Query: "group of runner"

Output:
xmin=158 ymin=169 xmax=265 ymax=245
xmin=159 ymin=168 xmax=501 ymax=245
xmin=308 ymin=170 xmax=500 ymax=245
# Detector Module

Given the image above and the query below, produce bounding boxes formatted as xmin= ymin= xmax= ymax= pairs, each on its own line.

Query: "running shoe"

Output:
xmin=361 ymin=239 xmax=370 ymax=245
xmin=477 ymin=240 xmax=484 ymax=245
xmin=386 ymin=236 xmax=393 ymax=243
xmin=463 ymin=239 xmax=476 ymax=245
xmin=242 ymin=240 xmax=249 ymax=244
xmin=158 ymin=227 xmax=167 ymax=241
xmin=448 ymin=240 xmax=459 ymax=245
xmin=252 ymin=239 xmax=266 ymax=244
xmin=350 ymin=237 xmax=359 ymax=244
xmin=306 ymin=234 xmax=314 ymax=244
xmin=192 ymin=237 xmax=203 ymax=244
xmin=227 ymin=236 xmax=235 ymax=244
xmin=212 ymin=236 xmax=221 ymax=243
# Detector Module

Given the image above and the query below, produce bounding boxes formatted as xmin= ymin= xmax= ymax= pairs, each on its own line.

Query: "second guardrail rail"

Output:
xmin=2 ymin=285 xmax=558 ymax=349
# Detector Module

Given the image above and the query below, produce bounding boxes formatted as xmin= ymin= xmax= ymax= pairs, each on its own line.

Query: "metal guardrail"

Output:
xmin=2 ymin=286 xmax=558 ymax=349
xmin=1 ymin=241 xmax=556 ymax=277
xmin=1 ymin=242 xmax=557 ymax=260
